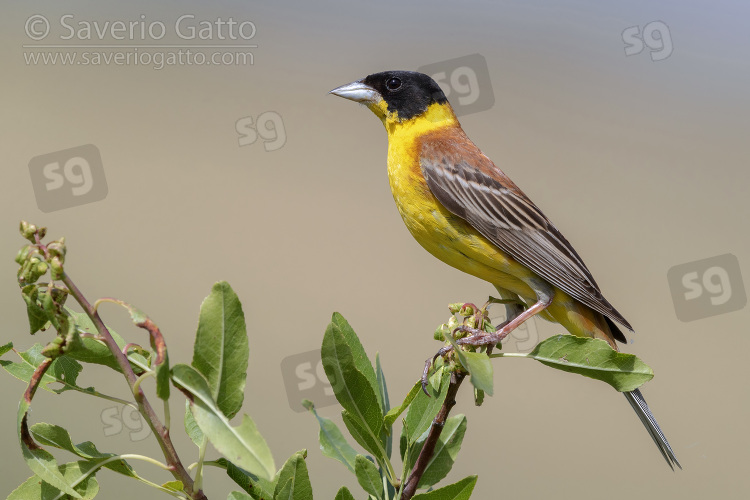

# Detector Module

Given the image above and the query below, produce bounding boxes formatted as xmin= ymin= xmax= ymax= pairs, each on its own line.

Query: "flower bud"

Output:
xmin=41 ymin=337 xmax=64 ymax=358
xmin=26 ymin=260 xmax=48 ymax=283
xmin=448 ymin=303 xmax=463 ymax=314
xmin=15 ymin=245 xmax=31 ymax=265
xmin=447 ymin=316 xmax=458 ymax=330
xmin=459 ymin=304 xmax=475 ymax=316
xmin=434 ymin=323 xmax=449 ymax=341
xmin=47 ymin=238 xmax=67 ymax=260
xmin=21 ymin=223 xmax=38 ymax=242
xmin=50 ymin=257 xmax=64 ymax=280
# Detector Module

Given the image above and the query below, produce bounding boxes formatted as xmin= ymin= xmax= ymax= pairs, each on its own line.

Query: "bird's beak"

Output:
xmin=329 ymin=80 xmax=381 ymax=104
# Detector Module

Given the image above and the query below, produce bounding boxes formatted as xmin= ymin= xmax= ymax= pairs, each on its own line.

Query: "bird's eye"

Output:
xmin=385 ymin=77 xmax=402 ymax=91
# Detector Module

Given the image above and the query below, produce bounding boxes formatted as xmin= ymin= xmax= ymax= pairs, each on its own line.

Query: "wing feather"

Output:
xmin=420 ymin=139 xmax=632 ymax=333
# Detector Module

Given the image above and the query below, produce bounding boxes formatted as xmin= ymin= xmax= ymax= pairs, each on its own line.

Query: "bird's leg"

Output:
xmin=458 ymin=282 xmax=553 ymax=347
xmin=421 ymin=292 xmax=530 ymax=394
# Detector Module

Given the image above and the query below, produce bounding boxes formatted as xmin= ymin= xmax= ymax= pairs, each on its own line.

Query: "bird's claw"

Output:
xmin=421 ymin=346 xmax=454 ymax=396
xmin=455 ymin=322 xmax=514 ymax=347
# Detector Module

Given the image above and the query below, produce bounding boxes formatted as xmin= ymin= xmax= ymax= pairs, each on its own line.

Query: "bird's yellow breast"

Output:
xmin=382 ymin=103 xmax=538 ymax=299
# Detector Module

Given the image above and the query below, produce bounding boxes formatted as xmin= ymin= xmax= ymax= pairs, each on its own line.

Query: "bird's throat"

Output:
xmin=382 ymin=102 xmax=458 ymax=139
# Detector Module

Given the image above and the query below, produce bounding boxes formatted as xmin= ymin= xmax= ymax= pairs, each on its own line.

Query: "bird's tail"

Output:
xmin=623 ymin=388 xmax=681 ymax=470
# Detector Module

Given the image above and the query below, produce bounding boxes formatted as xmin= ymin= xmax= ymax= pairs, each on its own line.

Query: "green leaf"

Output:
xmin=375 ymin=353 xmax=391 ymax=459
xmin=411 ymin=475 xmax=477 ymax=500
xmin=185 ymin=400 xmax=204 ymax=446
xmin=18 ymin=396 xmax=82 ymax=498
xmin=302 ymin=400 xmax=357 ymax=473
xmin=458 ymin=351 xmax=493 ymax=396
xmin=406 ymin=415 xmax=467 ymax=489
xmin=473 ymin=387 xmax=485 ymax=407
xmin=8 ymin=462 xmax=100 ymax=500
xmin=1 ymin=347 xmax=59 ymax=393
xmin=384 ymin=380 xmax=421 ymax=429
xmin=21 ymin=285 xmax=50 ymax=334
xmin=156 ymin=350 xmax=170 ymax=400
xmin=1 ymin=344 xmax=91 ymax=396
xmin=0 ymin=342 xmax=13 ymax=357
xmin=355 ymin=455 xmax=383 ymax=500
xmin=93 ymin=299 xmax=171 ymax=398
xmin=321 ymin=314 xmax=383 ymax=445
xmin=162 ymin=480 xmax=184 ymax=492
xmin=342 ymin=410 xmax=386 ymax=462
xmin=23 ymin=344 xmax=82 ymax=386
xmin=334 ymin=487 xmax=356 ymax=500
xmin=211 ymin=458 xmax=276 ymax=500
xmin=30 ymin=422 xmax=136 ymax=477
xmin=329 ymin=313 xmax=382 ymax=409
xmin=65 ymin=309 xmax=150 ymax=373
xmin=273 ymin=450 xmax=313 ymax=500
xmin=192 ymin=281 xmax=249 ymax=419
xmin=275 ymin=479 xmax=294 ymax=500
xmin=442 ymin=330 xmax=494 ymax=396
xmin=46 ymin=356 xmax=83 ymax=393
xmin=375 ymin=353 xmax=390 ymax=416
xmin=404 ymin=369 xmax=449 ymax=443
xmin=527 ymin=335 xmax=653 ymax=392
xmin=171 ymin=363 xmax=275 ymax=480
xmin=228 ymin=492 xmax=254 ymax=500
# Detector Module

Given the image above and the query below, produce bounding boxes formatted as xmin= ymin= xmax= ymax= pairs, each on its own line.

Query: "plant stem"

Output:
xmin=62 ymin=273 xmax=206 ymax=500
xmin=51 ymin=454 xmax=188 ymax=500
xmin=401 ymin=370 xmax=466 ymax=500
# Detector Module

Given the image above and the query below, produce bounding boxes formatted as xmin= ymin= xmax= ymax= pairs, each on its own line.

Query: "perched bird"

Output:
xmin=329 ymin=70 xmax=680 ymax=470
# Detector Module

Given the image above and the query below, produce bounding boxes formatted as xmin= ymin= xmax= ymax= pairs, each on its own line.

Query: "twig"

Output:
xmin=61 ymin=272 xmax=207 ymax=500
xmin=401 ymin=370 xmax=466 ymax=500
xmin=404 ymin=294 xmax=524 ymax=499
xmin=20 ymin=358 xmax=54 ymax=450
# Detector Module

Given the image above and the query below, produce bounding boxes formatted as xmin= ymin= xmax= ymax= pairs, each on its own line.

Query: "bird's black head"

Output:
xmin=330 ymin=71 xmax=449 ymax=122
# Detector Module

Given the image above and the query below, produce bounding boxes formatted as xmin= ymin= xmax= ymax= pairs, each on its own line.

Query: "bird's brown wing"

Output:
xmin=419 ymin=132 xmax=632 ymax=334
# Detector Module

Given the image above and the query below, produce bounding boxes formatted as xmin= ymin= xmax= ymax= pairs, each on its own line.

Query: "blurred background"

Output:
xmin=1 ymin=0 xmax=748 ymax=498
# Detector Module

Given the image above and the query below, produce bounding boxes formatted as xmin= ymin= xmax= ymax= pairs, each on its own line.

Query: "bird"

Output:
xmin=329 ymin=70 xmax=681 ymax=470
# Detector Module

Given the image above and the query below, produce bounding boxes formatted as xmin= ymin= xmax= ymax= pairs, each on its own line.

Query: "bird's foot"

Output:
xmin=455 ymin=322 xmax=514 ymax=347
xmin=421 ymin=298 xmax=527 ymax=395
xmin=420 ymin=325 xmax=487 ymax=394
xmin=421 ymin=347 xmax=453 ymax=395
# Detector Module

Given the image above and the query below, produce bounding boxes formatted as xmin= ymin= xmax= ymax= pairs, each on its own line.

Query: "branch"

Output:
xmin=401 ymin=370 xmax=466 ymax=500
xmin=61 ymin=273 xmax=207 ymax=500
xmin=403 ymin=294 xmax=523 ymax=499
